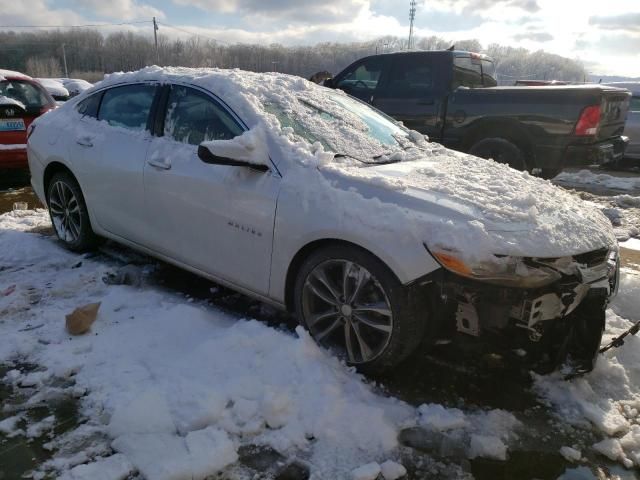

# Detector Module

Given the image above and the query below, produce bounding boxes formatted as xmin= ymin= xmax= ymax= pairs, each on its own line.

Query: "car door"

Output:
xmin=371 ymin=53 xmax=445 ymax=140
xmin=333 ymin=56 xmax=389 ymax=103
xmin=77 ymin=83 xmax=158 ymax=242
xmin=143 ymin=84 xmax=280 ymax=295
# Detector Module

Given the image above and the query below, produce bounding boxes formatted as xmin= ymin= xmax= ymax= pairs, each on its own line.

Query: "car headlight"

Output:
xmin=427 ymin=246 xmax=561 ymax=288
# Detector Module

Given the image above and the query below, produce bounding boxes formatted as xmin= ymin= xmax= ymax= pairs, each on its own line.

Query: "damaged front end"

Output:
xmin=416 ymin=245 xmax=620 ymax=374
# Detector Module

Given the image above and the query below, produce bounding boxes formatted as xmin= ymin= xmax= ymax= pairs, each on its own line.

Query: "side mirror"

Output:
xmin=323 ymin=78 xmax=335 ymax=88
xmin=197 ymin=143 xmax=269 ymax=172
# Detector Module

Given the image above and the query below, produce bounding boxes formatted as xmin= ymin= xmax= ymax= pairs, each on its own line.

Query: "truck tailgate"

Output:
xmin=598 ymin=88 xmax=631 ymax=140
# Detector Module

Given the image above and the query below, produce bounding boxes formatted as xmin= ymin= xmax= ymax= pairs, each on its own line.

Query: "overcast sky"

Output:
xmin=3 ymin=0 xmax=639 ymax=76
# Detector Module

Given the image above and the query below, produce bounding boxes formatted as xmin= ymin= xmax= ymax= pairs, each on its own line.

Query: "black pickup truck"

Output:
xmin=325 ymin=50 xmax=631 ymax=178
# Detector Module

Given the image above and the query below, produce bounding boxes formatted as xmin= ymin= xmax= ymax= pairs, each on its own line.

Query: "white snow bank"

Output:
xmin=534 ymin=271 xmax=640 ymax=468
xmin=0 ymin=210 xmax=413 ymax=479
xmin=58 ymin=454 xmax=133 ymax=480
xmin=0 ymin=209 xmax=541 ymax=478
xmin=555 ymin=170 xmax=640 ymax=192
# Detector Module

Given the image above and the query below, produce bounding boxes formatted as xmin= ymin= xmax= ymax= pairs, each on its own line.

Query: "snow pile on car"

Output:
xmin=0 ymin=95 xmax=25 ymax=109
xmin=36 ymin=78 xmax=69 ymax=98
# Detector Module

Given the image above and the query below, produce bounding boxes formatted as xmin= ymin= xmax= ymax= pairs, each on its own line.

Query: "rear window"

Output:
xmin=453 ymin=56 xmax=497 ymax=89
xmin=0 ymin=80 xmax=51 ymax=111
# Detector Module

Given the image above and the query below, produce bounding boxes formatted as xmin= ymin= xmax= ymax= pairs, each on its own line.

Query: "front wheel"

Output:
xmin=293 ymin=245 xmax=426 ymax=373
xmin=47 ymin=172 xmax=98 ymax=252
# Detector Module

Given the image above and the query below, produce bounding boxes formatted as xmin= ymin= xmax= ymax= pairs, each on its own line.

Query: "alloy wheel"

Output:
xmin=49 ymin=180 xmax=82 ymax=244
xmin=301 ymin=259 xmax=394 ymax=364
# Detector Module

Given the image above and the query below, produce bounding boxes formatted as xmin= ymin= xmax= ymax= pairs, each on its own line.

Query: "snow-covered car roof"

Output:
xmin=60 ymin=78 xmax=93 ymax=95
xmin=0 ymin=69 xmax=32 ymax=82
xmin=36 ymin=78 xmax=70 ymax=98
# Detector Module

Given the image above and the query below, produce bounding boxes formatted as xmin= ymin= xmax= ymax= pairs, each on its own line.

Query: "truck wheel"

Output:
xmin=469 ymin=137 xmax=527 ymax=171
xmin=293 ymin=244 xmax=426 ymax=374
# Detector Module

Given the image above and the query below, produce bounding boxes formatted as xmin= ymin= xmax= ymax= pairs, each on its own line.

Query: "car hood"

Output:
xmin=323 ymin=150 xmax=616 ymax=262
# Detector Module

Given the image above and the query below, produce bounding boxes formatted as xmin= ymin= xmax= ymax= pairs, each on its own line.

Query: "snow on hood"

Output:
xmin=322 ymin=150 xmax=617 ymax=260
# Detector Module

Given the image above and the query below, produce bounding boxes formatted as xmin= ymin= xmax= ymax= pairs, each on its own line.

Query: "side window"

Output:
xmin=385 ymin=57 xmax=433 ymax=98
xmin=75 ymin=92 xmax=102 ymax=118
xmin=631 ymin=96 xmax=640 ymax=112
xmin=336 ymin=58 xmax=385 ymax=97
xmin=98 ymin=84 xmax=157 ymax=131
xmin=452 ymin=56 xmax=483 ymax=89
xmin=163 ymin=85 xmax=243 ymax=145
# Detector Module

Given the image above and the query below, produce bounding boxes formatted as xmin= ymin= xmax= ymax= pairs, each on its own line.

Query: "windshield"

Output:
xmin=0 ymin=80 xmax=50 ymax=110
xmin=265 ymin=90 xmax=412 ymax=162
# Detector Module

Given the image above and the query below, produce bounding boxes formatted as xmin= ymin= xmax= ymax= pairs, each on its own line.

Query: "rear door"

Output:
xmin=371 ymin=53 xmax=446 ymax=140
xmin=333 ymin=56 xmax=390 ymax=103
xmin=81 ymin=83 xmax=158 ymax=242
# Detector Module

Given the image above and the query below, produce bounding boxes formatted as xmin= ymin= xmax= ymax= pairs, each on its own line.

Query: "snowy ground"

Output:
xmin=0 ymin=169 xmax=640 ymax=480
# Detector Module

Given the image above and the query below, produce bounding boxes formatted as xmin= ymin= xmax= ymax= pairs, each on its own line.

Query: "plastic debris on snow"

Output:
xmin=534 ymin=271 xmax=640 ymax=469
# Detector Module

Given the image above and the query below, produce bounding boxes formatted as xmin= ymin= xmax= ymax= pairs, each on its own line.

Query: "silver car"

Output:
xmin=605 ymin=82 xmax=640 ymax=160
xmin=27 ymin=68 xmax=619 ymax=374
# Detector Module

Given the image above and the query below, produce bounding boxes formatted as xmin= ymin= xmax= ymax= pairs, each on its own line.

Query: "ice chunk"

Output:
xmin=351 ymin=462 xmax=381 ymax=480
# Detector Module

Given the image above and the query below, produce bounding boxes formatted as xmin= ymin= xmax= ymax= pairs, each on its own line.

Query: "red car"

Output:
xmin=0 ymin=69 xmax=55 ymax=169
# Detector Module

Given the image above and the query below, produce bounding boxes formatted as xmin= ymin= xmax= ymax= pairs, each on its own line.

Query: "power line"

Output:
xmin=0 ymin=20 xmax=152 ymax=29
xmin=158 ymin=22 xmax=228 ymax=44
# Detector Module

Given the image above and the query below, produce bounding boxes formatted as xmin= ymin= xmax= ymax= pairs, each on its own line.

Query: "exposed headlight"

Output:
xmin=427 ymin=246 xmax=561 ymax=288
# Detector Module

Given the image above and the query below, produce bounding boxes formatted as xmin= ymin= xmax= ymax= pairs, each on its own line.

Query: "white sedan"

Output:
xmin=28 ymin=67 xmax=619 ymax=373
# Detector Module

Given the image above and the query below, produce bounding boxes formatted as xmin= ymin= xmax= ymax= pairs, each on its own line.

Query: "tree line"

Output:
xmin=0 ymin=29 xmax=587 ymax=84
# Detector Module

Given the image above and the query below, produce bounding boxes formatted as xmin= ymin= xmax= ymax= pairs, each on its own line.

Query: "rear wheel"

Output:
xmin=294 ymin=245 xmax=426 ymax=373
xmin=469 ymin=137 xmax=527 ymax=171
xmin=47 ymin=172 xmax=98 ymax=252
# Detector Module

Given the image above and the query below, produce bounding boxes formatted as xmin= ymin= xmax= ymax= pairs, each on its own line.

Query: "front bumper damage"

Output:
xmin=411 ymin=247 xmax=620 ymax=374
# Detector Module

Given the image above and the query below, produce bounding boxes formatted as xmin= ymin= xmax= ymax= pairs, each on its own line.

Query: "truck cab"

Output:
xmin=327 ymin=51 xmax=630 ymax=178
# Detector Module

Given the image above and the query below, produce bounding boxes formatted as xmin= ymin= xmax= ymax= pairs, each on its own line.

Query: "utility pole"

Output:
xmin=153 ymin=17 xmax=159 ymax=64
xmin=61 ymin=43 xmax=68 ymax=78
xmin=408 ymin=0 xmax=417 ymax=50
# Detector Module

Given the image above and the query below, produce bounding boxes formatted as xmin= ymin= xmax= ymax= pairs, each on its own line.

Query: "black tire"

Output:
xmin=539 ymin=168 xmax=562 ymax=180
xmin=293 ymin=244 xmax=426 ymax=373
xmin=469 ymin=137 xmax=527 ymax=171
xmin=46 ymin=172 xmax=99 ymax=252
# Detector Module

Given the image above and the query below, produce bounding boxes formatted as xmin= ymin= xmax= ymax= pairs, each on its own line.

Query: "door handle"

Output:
xmin=147 ymin=158 xmax=171 ymax=170
xmin=76 ymin=136 xmax=93 ymax=147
